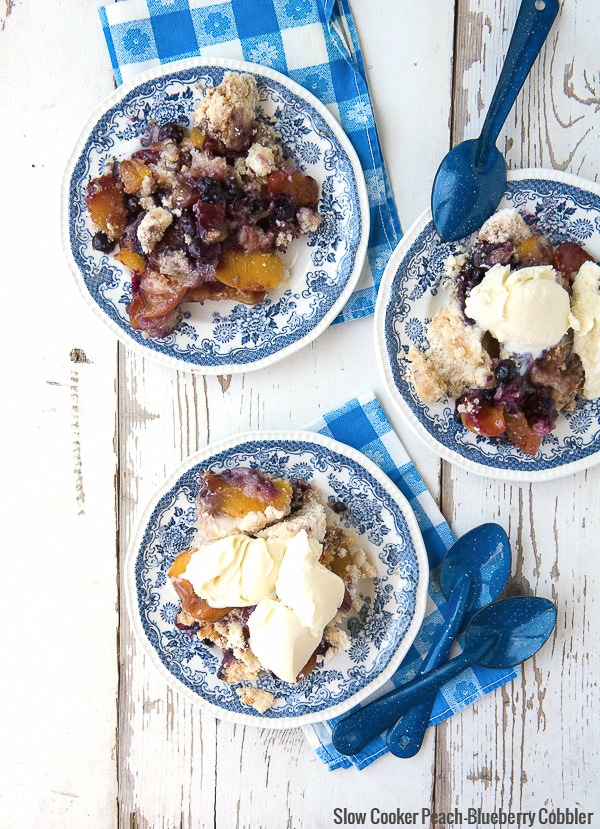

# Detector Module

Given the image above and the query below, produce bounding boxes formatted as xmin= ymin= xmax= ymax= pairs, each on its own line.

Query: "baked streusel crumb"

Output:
xmin=194 ymin=72 xmax=259 ymax=151
xmin=478 ymin=207 xmax=531 ymax=245
xmin=408 ymin=302 xmax=493 ymax=401
xmin=236 ymin=686 xmax=276 ymax=713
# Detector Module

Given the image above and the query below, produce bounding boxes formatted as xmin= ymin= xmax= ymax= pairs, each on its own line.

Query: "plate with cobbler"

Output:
xmin=125 ymin=432 xmax=428 ymax=727
xmin=375 ymin=170 xmax=600 ymax=480
xmin=63 ymin=58 xmax=368 ymax=373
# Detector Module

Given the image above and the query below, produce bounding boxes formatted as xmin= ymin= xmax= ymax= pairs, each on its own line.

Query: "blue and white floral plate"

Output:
xmin=125 ymin=431 xmax=428 ymax=728
xmin=375 ymin=169 xmax=600 ymax=481
xmin=62 ymin=58 xmax=369 ymax=374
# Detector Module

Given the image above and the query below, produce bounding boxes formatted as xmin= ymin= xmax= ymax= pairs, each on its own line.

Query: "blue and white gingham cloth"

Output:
xmin=99 ymin=0 xmax=402 ymax=322
xmin=303 ymin=393 xmax=519 ymax=770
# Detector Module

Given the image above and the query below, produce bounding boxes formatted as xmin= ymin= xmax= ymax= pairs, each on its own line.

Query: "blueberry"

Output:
xmin=454 ymin=261 xmax=486 ymax=321
xmin=495 ymin=359 xmax=518 ymax=383
xmin=92 ymin=231 xmax=115 ymax=253
xmin=157 ymin=122 xmax=185 ymax=143
xmin=270 ymin=194 xmax=297 ymax=223
xmin=327 ymin=497 xmax=348 ymax=515
xmin=222 ymin=177 xmax=243 ymax=204
xmin=482 ymin=387 xmax=496 ymax=405
xmin=178 ymin=210 xmax=197 ymax=241
xmin=196 ymin=177 xmax=224 ymax=204
xmin=125 ymin=194 xmax=142 ymax=221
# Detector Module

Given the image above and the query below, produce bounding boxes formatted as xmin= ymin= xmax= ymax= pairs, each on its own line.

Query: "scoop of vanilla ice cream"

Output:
xmin=275 ymin=530 xmax=345 ymax=635
xmin=247 ymin=598 xmax=321 ymax=683
xmin=571 ymin=261 xmax=600 ymax=399
xmin=464 ymin=264 xmax=575 ymax=354
xmin=181 ymin=534 xmax=286 ymax=607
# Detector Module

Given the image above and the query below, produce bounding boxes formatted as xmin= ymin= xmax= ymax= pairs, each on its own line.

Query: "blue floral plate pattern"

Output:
xmin=125 ymin=431 xmax=428 ymax=728
xmin=375 ymin=170 xmax=600 ymax=481
xmin=62 ymin=58 xmax=369 ymax=374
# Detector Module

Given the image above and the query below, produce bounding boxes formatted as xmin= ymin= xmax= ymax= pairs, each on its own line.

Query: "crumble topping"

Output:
xmin=443 ymin=251 xmax=466 ymax=279
xmin=194 ymin=72 xmax=259 ymax=151
xmin=245 ymin=143 xmax=277 ymax=178
xmin=137 ymin=207 xmax=173 ymax=254
xmin=408 ymin=303 xmax=493 ymax=402
xmin=478 ymin=207 xmax=532 ymax=245
xmin=322 ymin=621 xmax=351 ymax=658
xmin=236 ymin=686 xmax=276 ymax=714
xmin=258 ymin=487 xmax=327 ymax=544
xmin=139 ymin=194 xmax=158 ymax=211
xmin=252 ymin=122 xmax=284 ymax=162
xmin=189 ymin=150 xmax=228 ymax=180
xmin=139 ymin=175 xmax=156 ymax=197
xmin=297 ymin=207 xmax=322 ymax=234
xmin=156 ymin=250 xmax=191 ymax=282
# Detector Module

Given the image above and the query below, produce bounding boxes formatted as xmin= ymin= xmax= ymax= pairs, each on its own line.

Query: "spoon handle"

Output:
xmin=477 ymin=0 xmax=559 ymax=162
xmin=332 ymin=645 xmax=487 ymax=757
xmin=386 ymin=575 xmax=473 ymax=758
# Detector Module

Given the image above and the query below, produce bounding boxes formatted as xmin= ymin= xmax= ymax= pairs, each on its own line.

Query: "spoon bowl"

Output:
xmin=440 ymin=522 xmax=511 ymax=611
xmin=467 ymin=596 xmax=557 ymax=668
xmin=431 ymin=140 xmax=506 ymax=242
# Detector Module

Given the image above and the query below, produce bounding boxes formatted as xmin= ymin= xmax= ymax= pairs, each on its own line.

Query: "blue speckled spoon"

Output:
xmin=331 ymin=597 xmax=556 ymax=757
xmin=386 ymin=523 xmax=511 ymax=758
xmin=431 ymin=0 xmax=559 ymax=242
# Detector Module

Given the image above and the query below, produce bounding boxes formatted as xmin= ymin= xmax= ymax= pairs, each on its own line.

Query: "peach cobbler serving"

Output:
xmin=85 ymin=72 xmax=322 ymax=338
xmin=167 ymin=467 xmax=375 ymax=714
xmin=408 ymin=208 xmax=600 ymax=455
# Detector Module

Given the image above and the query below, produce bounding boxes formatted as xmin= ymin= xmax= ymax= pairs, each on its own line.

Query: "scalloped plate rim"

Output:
xmin=374 ymin=168 xmax=600 ymax=482
xmin=61 ymin=56 xmax=369 ymax=375
xmin=124 ymin=429 xmax=429 ymax=729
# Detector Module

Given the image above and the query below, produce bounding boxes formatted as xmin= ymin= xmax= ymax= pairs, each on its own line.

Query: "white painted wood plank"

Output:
xmin=0 ymin=1 xmax=119 ymax=827
xmin=117 ymin=6 xmax=457 ymax=824
xmin=436 ymin=0 xmax=600 ymax=816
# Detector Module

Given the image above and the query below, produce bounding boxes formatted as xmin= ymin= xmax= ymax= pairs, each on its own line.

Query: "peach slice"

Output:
xmin=267 ymin=170 xmax=319 ymax=207
xmin=461 ymin=403 xmax=506 ymax=437
xmin=171 ymin=576 xmax=232 ymax=622
xmin=182 ymin=127 xmax=206 ymax=149
xmin=552 ymin=242 xmax=593 ymax=277
xmin=504 ymin=412 xmax=541 ymax=456
xmin=119 ymin=158 xmax=153 ymax=194
xmin=86 ymin=174 xmax=127 ymax=240
xmin=200 ymin=470 xmax=292 ymax=519
xmin=169 ymin=549 xmax=194 ymax=579
xmin=215 ymin=250 xmax=285 ymax=292
xmin=128 ymin=271 xmax=188 ymax=328
xmin=114 ymin=248 xmax=146 ymax=274
xmin=515 ymin=233 xmax=553 ymax=265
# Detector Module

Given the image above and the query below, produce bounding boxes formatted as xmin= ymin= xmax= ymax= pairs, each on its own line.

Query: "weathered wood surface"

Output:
xmin=436 ymin=0 xmax=600 ymax=819
xmin=1 ymin=0 xmax=598 ymax=826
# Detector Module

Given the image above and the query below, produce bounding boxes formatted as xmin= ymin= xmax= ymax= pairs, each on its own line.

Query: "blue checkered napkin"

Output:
xmin=302 ymin=393 xmax=519 ymax=771
xmin=99 ymin=0 xmax=402 ymax=323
